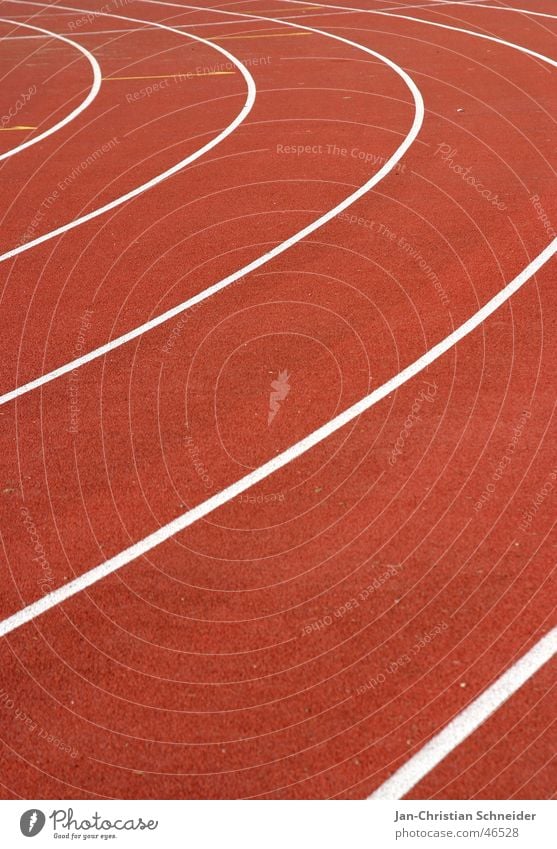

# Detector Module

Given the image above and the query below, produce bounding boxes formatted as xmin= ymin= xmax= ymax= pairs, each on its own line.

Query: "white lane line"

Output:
xmin=447 ymin=2 xmax=557 ymax=20
xmin=370 ymin=627 xmax=557 ymax=799
xmin=0 ymin=1 xmax=257 ymax=266
xmin=371 ymin=0 xmax=493 ymax=12
xmin=0 ymin=0 xmax=424 ymax=408
xmin=276 ymin=0 xmax=557 ymax=797
xmin=0 ymin=0 xmax=543 ymax=401
xmin=283 ymin=0 xmax=556 ymax=17
xmin=0 ymin=4 xmax=425 ymax=634
xmin=0 ymin=9 xmax=77 ymax=14
xmin=0 ymin=30 xmax=145 ymax=38
xmin=279 ymin=0 xmax=557 ymax=67
xmin=0 ymin=17 xmax=101 ymax=162
xmin=259 ymin=0 xmax=557 ymax=801
xmin=4 ymin=0 xmax=555 ymax=795
xmin=1 ymin=0 xmax=553 ymax=638
xmin=0 ymin=16 xmax=324 ymax=38
xmin=0 ymin=238 xmax=555 ymax=640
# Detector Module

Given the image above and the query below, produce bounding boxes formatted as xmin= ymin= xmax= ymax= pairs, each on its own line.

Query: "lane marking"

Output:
xmin=0 ymin=16 xmax=101 ymax=162
xmin=276 ymin=0 xmax=557 ymax=796
xmin=0 ymin=1 xmax=552 ymax=627
xmin=370 ymin=628 xmax=557 ymax=799
xmin=282 ymin=0 xmax=544 ymax=14
xmin=0 ymin=30 xmax=147 ymax=39
xmin=2 ymin=2 xmax=552 ymax=402
xmin=374 ymin=0 xmax=500 ymax=12
xmin=0 ymin=240 xmax=554 ymax=640
xmin=1 ymin=0 xmax=552 ymax=406
xmin=2 ymin=0 xmax=554 ymax=674
xmin=0 ymin=0 xmax=256 ymax=296
xmin=1 ymin=0 xmax=423 ymax=407
xmin=0 ymin=1 xmax=424 ymax=633
xmin=0 ymin=9 xmax=77 ymax=14
xmin=449 ymin=2 xmax=557 ymax=20
xmin=104 ymin=72 xmax=235 ymax=79
xmin=251 ymin=5 xmax=321 ymax=10
xmin=279 ymin=0 xmax=557 ymax=67
xmin=0 ymin=21 xmax=288 ymax=38
xmin=3 ymin=0 xmax=555 ymax=794
xmin=0 ymin=125 xmax=37 ymax=130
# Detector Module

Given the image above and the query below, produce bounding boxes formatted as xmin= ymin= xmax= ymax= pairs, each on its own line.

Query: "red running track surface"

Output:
xmin=0 ymin=0 xmax=555 ymax=799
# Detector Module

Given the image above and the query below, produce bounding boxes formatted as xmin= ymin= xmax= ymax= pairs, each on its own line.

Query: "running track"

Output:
xmin=0 ymin=0 xmax=555 ymax=800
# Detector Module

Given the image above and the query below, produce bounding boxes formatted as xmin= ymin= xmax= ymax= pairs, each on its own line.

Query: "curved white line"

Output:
xmin=370 ymin=626 xmax=557 ymax=799
xmin=0 ymin=3 xmax=257 ymax=265
xmin=0 ymin=16 xmax=102 ymax=162
xmin=276 ymin=0 xmax=557 ymax=67
xmin=211 ymin=0 xmax=557 ymax=799
xmin=0 ymin=0 xmax=552 ymax=405
xmin=0 ymin=0 xmax=424 ymax=407
xmin=1 ymin=0 xmax=555 ymax=638
xmin=449 ymin=1 xmax=557 ymax=20
xmin=0 ymin=239 xmax=554 ymax=639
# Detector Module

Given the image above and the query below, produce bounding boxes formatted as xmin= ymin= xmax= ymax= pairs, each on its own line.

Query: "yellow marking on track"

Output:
xmin=0 ymin=125 xmax=36 ymax=131
xmin=104 ymin=71 xmax=235 ymax=80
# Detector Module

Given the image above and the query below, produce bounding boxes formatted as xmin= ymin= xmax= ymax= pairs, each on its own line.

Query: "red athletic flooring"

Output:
xmin=0 ymin=0 xmax=555 ymax=799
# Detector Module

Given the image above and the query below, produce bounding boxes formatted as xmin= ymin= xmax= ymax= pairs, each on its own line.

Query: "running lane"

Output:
xmin=0 ymin=0 xmax=555 ymax=800
xmin=0 ymin=0 xmax=255 ymax=402
xmin=0 ymin=17 xmax=102 ymax=165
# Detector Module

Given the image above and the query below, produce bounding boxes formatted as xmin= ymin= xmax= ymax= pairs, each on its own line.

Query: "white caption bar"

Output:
xmin=1 ymin=799 xmax=555 ymax=848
